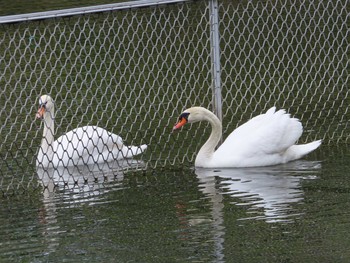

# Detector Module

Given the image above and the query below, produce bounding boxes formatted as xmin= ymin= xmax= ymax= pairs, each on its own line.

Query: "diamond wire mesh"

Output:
xmin=219 ymin=0 xmax=349 ymax=144
xmin=0 ymin=0 xmax=349 ymax=194
xmin=0 ymin=0 xmax=212 ymax=194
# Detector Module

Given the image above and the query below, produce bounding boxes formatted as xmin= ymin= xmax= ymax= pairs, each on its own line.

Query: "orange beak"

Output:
xmin=173 ymin=117 xmax=187 ymax=131
xmin=36 ymin=106 xmax=46 ymax=119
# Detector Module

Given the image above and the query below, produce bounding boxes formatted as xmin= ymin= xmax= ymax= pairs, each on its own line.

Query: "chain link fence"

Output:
xmin=0 ymin=0 xmax=348 ymax=194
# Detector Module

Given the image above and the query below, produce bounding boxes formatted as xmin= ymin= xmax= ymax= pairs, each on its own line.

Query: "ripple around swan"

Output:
xmin=0 ymin=160 xmax=146 ymax=262
xmin=36 ymin=159 xmax=147 ymax=210
xmin=195 ymin=160 xmax=321 ymax=223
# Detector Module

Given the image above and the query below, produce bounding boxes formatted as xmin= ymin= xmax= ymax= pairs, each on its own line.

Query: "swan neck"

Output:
xmin=196 ymin=109 xmax=222 ymax=165
xmin=41 ymin=108 xmax=55 ymax=153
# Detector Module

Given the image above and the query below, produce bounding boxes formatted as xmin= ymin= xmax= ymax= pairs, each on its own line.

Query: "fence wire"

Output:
xmin=0 ymin=0 xmax=348 ymax=194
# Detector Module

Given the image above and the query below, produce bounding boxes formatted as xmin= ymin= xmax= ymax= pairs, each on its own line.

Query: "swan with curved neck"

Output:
xmin=36 ymin=95 xmax=147 ymax=167
xmin=173 ymin=107 xmax=321 ymax=168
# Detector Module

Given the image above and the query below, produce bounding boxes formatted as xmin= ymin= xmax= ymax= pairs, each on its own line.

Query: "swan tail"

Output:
xmin=123 ymin=144 xmax=147 ymax=158
xmin=284 ymin=140 xmax=322 ymax=162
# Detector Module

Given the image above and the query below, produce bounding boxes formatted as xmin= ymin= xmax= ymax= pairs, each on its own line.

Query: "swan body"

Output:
xmin=36 ymin=95 xmax=147 ymax=167
xmin=173 ymin=106 xmax=321 ymax=168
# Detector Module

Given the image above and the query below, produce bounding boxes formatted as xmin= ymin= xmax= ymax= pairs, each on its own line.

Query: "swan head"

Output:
xmin=173 ymin=107 xmax=208 ymax=130
xmin=36 ymin=95 xmax=54 ymax=119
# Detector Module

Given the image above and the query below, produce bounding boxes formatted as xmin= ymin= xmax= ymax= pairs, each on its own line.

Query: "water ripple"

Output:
xmin=195 ymin=160 xmax=321 ymax=224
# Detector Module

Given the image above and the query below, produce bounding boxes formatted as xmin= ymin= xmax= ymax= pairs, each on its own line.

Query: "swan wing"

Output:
xmin=214 ymin=107 xmax=303 ymax=160
xmin=52 ymin=126 xmax=125 ymax=165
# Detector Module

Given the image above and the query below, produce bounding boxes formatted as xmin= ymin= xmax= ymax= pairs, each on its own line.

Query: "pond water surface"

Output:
xmin=1 ymin=146 xmax=350 ymax=262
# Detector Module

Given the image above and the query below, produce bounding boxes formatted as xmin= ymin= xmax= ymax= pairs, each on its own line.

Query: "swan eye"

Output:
xmin=39 ymin=101 xmax=47 ymax=108
xmin=179 ymin=112 xmax=190 ymax=121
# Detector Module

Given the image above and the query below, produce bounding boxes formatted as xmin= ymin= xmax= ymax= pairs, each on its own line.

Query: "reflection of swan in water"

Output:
xmin=189 ymin=161 xmax=320 ymax=262
xmin=195 ymin=160 xmax=321 ymax=223
xmin=36 ymin=160 xmax=145 ymax=257
xmin=37 ymin=159 xmax=144 ymax=191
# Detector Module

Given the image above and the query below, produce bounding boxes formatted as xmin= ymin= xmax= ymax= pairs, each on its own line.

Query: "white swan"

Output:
xmin=173 ymin=107 xmax=321 ymax=168
xmin=36 ymin=95 xmax=147 ymax=167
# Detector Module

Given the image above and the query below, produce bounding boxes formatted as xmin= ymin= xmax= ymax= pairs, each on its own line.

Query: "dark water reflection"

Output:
xmin=36 ymin=159 xmax=144 ymax=192
xmin=3 ymin=147 xmax=350 ymax=262
xmin=196 ymin=161 xmax=320 ymax=224
xmin=33 ymin=160 xmax=145 ymax=259
xmin=191 ymin=161 xmax=320 ymax=262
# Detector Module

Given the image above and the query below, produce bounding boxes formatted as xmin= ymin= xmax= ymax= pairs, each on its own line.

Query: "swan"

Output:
xmin=36 ymin=95 xmax=147 ymax=167
xmin=173 ymin=107 xmax=321 ymax=168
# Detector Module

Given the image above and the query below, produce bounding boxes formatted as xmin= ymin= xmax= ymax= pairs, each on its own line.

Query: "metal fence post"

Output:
xmin=209 ymin=0 xmax=222 ymax=123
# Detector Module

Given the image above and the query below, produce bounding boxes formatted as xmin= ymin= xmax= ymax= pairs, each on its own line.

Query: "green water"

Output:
xmin=1 ymin=146 xmax=350 ymax=262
